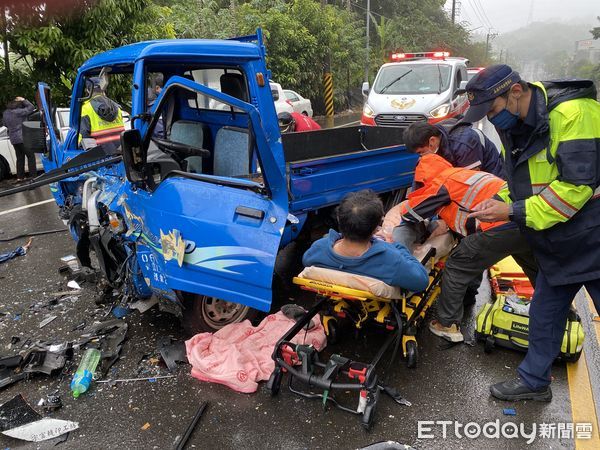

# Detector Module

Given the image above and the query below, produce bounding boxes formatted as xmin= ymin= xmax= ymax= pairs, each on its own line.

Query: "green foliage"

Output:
xmin=3 ymin=0 xmax=490 ymax=114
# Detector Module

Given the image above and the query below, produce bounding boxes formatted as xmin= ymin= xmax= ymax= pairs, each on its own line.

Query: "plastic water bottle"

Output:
xmin=70 ymin=348 xmax=101 ymax=398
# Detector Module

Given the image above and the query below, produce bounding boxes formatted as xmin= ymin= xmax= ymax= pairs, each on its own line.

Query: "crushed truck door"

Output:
xmin=126 ymin=75 xmax=288 ymax=312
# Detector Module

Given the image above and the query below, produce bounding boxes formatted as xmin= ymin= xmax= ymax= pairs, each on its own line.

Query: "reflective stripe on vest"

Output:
xmin=80 ymin=97 xmax=124 ymax=145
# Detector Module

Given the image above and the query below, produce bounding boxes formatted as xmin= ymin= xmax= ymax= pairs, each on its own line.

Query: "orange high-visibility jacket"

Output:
xmin=395 ymin=154 xmax=508 ymax=237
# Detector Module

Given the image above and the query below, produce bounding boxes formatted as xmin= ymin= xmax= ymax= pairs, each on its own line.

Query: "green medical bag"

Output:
xmin=475 ymin=295 xmax=584 ymax=363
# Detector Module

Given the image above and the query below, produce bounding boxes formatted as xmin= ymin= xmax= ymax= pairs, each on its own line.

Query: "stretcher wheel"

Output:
xmin=484 ymin=336 xmax=495 ymax=354
xmin=266 ymin=367 xmax=283 ymax=396
xmin=361 ymin=392 xmax=378 ymax=431
xmin=326 ymin=319 xmax=339 ymax=345
xmin=406 ymin=340 xmax=418 ymax=369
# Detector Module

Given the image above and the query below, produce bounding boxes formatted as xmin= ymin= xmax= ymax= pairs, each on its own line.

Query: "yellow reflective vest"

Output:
xmin=496 ymin=80 xmax=600 ymax=285
xmin=79 ymin=95 xmax=124 ymax=146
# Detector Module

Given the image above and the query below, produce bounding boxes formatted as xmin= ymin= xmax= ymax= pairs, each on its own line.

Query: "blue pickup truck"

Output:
xmin=30 ymin=30 xmax=418 ymax=332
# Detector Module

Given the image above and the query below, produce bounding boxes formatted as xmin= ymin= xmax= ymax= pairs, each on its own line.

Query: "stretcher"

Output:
xmin=267 ymin=233 xmax=455 ymax=430
xmin=476 ymin=256 xmax=584 ymax=362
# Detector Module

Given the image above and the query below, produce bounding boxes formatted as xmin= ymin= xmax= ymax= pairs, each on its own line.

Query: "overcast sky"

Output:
xmin=445 ymin=0 xmax=599 ymax=33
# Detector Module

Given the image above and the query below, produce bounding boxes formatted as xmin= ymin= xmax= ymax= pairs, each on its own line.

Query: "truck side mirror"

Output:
xmin=121 ymin=129 xmax=146 ymax=183
xmin=362 ymin=82 xmax=370 ymax=97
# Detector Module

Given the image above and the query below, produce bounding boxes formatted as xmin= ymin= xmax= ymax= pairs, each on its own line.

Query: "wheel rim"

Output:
xmin=200 ymin=296 xmax=249 ymax=329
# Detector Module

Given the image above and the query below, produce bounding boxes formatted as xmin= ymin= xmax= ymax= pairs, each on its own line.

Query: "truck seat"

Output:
xmin=213 ymin=126 xmax=250 ymax=177
xmin=170 ymin=120 xmax=210 ymax=173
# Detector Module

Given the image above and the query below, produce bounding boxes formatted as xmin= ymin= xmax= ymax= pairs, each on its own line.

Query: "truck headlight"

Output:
xmin=430 ymin=103 xmax=451 ymax=119
xmin=363 ymin=104 xmax=375 ymax=118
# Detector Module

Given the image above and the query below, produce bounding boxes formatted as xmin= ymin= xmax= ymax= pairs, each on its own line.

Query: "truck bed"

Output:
xmin=283 ymin=125 xmax=417 ymax=213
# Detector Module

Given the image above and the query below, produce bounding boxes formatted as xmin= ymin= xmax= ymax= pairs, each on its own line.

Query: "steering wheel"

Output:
xmin=151 ymin=137 xmax=211 ymax=159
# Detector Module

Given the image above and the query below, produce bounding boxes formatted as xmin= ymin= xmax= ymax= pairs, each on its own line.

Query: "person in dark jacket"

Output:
xmin=403 ymin=120 xmax=504 ymax=178
xmin=2 ymin=97 xmax=35 ymax=181
xmin=302 ymin=189 xmax=429 ymax=292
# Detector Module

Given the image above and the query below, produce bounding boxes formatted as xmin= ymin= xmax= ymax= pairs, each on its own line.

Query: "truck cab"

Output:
xmin=32 ymin=31 xmax=418 ymax=333
xmin=361 ymin=51 xmax=469 ymax=128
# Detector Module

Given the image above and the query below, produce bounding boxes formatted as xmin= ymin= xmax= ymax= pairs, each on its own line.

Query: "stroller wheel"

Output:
xmin=266 ymin=367 xmax=283 ymax=396
xmin=406 ymin=340 xmax=418 ymax=369
xmin=484 ymin=336 xmax=495 ymax=354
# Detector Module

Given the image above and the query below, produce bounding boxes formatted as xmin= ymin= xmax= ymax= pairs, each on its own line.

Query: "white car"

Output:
xmin=0 ymin=107 xmax=130 ymax=180
xmin=269 ymin=82 xmax=293 ymax=115
xmin=283 ymin=89 xmax=313 ymax=117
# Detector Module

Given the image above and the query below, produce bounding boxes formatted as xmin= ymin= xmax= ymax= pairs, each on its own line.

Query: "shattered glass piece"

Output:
xmin=0 ymin=395 xmax=41 ymax=431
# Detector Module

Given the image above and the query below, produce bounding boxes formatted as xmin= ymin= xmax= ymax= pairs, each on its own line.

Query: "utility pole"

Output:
xmin=365 ymin=0 xmax=370 ymax=82
xmin=451 ymin=0 xmax=456 ymax=24
xmin=485 ymin=29 xmax=497 ymax=62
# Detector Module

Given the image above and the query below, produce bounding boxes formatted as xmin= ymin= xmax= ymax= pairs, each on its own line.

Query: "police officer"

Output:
xmin=465 ymin=65 xmax=600 ymax=401
xmin=79 ymin=76 xmax=124 ymax=154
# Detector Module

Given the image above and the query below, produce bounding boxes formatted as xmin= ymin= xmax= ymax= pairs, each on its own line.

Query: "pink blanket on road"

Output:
xmin=185 ymin=311 xmax=327 ymax=393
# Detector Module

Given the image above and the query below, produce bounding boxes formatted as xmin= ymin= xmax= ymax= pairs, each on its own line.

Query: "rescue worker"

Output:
xmin=465 ymin=64 xmax=600 ymax=401
xmin=79 ymin=76 xmax=124 ymax=154
xmin=382 ymin=153 xmax=537 ymax=342
xmin=278 ymin=111 xmax=321 ymax=133
xmin=404 ymin=120 xmax=504 ymax=178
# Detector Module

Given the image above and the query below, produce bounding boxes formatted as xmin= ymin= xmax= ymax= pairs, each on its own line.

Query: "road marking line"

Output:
xmin=568 ymin=291 xmax=600 ymax=448
xmin=0 ymin=199 xmax=55 ymax=217
xmin=331 ymin=120 xmax=361 ymax=129
xmin=568 ymin=351 xmax=600 ymax=447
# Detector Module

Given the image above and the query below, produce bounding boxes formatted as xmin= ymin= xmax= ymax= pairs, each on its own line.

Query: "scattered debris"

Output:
xmin=97 ymin=375 xmax=176 ymax=384
xmin=175 ymin=402 xmax=208 ymax=450
xmin=0 ymin=394 xmax=78 ymax=442
xmin=67 ymin=280 xmax=81 ymax=290
xmin=358 ymin=442 xmax=416 ymax=450
xmin=130 ymin=296 xmax=159 ymax=313
xmin=71 ymin=348 xmax=101 ymax=398
xmin=158 ymin=337 xmax=188 ymax=372
xmin=39 ymin=315 xmax=58 ymax=328
xmin=503 ymin=408 xmax=517 ymax=416
xmin=141 ymin=422 xmax=151 ymax=431
xmin=37 ymin=391 xmax=62 ymax=411
xmin=0 ymin=238 xmax=32 ymax=264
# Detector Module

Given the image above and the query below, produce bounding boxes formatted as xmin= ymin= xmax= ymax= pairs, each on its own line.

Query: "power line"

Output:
xmin=473 ymin=0 xmax=494 ymax=30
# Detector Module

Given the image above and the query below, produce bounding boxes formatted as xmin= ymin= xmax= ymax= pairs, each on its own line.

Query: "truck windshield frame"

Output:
xmin=373 ymin=63 xmax=452 ymax=95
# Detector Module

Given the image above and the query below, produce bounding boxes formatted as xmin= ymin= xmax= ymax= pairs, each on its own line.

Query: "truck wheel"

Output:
xmin=182 ymin=294 xmax=259 ymax=335
xmin=0 ymin=156 xmax=9 ymax=181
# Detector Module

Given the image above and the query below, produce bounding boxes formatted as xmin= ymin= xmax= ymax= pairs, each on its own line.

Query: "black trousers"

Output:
xmin=14 ymin=143 xmax=36 ymax=179
xmin=437 ymin=226 xmax=538 ymax=327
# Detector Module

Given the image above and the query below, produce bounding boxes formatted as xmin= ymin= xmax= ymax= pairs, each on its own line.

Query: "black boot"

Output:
xmin=490 ymin=378 xmax=552 ymax=402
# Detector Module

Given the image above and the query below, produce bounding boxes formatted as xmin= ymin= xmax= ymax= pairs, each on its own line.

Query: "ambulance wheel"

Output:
xmin=484 ymin=336 xmax=495 ymax=354
xmin=406 ymin=340 xmax=418 ymax=369
xmin=266 ymin=367 xmax=283 ymax=396
xmin=326 ymin=319 xmax=339 ymax=345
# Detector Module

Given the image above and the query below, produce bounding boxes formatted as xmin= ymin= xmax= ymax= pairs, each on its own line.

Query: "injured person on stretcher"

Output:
xmin=302 ymin=190 xmax=429 ymax=293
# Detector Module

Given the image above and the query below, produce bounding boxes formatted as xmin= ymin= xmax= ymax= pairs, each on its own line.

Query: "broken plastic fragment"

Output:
xmin=39 ymin=315 xmax=58 ymax=328
xmin=2 ymin=418 xmax=78 ymax=442
xmin=67 ymin=280 xmax=81 ymax=290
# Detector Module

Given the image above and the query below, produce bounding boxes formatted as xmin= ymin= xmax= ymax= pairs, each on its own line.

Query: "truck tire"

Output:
xmin=0 ymin=156 xmax=10 ymax=181
xmin=182 ymin=294 xmax=259 ymax=335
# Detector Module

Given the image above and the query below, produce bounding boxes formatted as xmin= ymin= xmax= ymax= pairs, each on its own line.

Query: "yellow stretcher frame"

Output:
xmin=292 ymin=257 xmax=444 ymax=365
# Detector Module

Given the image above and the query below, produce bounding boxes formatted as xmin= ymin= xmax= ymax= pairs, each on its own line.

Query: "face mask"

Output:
xmin=490 ymin=97 xmax=519 ymax=130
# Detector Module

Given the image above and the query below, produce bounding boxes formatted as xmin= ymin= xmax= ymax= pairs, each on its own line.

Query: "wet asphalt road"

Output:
xmin=0 ymin=175 xmax=599 ymax=448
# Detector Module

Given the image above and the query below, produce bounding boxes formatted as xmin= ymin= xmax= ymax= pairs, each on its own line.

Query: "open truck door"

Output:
xmin=35 ymin=82 xmax=61 ymax=163
xmin=120 ymin=76 xmax=288 ymax=328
